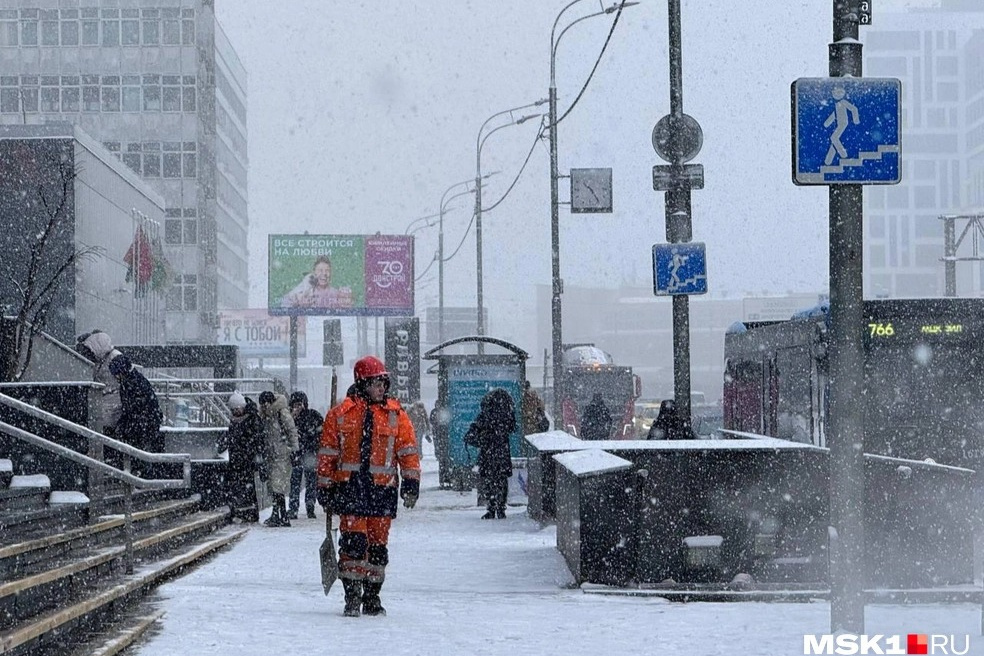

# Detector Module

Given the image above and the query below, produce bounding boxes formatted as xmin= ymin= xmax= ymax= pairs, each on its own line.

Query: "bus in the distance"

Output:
xmin=723 ymin=298 xmax=984 ymax=472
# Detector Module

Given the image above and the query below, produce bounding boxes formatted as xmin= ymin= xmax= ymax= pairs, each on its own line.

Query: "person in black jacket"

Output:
xmin=288 ymin=390 xmax=323 ymax=519
xmin=108 ymin=354 xmax=164 ymax=477
xmin=464 ymin=388 xmax=516 ymax=519
xmin=580 ymin=393 xmax=613 ymax=441
xmin=647 ymin=399 xmax=697 ymax=440
xmin=223 ymin=392 xmax=264 ymax=522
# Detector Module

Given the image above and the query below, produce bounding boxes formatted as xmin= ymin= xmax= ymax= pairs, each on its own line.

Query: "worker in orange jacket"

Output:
xmin=317 ymin=355 xmax=421 ymax=617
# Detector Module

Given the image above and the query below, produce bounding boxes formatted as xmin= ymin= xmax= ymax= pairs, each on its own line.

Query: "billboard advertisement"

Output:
xmin=217 ymin=309 xmax=305 ymax=358
xmin=268 ymin=234 xmax=414 ymax=317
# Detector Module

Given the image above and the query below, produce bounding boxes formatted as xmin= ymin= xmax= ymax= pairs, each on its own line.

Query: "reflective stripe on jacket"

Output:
xmin=318 ymin=396 xmax=421 ymax=491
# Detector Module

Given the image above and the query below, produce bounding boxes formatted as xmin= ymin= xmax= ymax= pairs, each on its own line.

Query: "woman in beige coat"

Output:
xmin=258 ymin=391 xmax=300 ymax=527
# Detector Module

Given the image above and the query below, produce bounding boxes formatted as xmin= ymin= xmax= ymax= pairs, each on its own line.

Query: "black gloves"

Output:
xmin=402 ymin=492 xmax=418 ymax=509
xmin=317 ymin=485 xmax=335 ymax=510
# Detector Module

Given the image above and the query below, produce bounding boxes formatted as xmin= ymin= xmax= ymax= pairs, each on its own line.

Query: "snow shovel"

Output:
xmin=320 ymin=514 xmax=338 ymax=595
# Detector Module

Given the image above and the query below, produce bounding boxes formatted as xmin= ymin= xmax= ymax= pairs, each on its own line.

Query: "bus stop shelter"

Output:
xmin=424 ymin=337 xmax=527 ymax=491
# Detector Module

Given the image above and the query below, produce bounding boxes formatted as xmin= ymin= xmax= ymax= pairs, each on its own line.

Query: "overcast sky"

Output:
xmin=216 ymin=0 xmax=939 ymax=325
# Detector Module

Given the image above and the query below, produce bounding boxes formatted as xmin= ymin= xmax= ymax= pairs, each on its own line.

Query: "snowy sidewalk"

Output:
xmin=133 ymin=457 xmax=984 ymax=656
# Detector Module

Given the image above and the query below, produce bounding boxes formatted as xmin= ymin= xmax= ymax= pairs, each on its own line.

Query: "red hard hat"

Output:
xmin=354 ymin=356 xmax=388 ymax=381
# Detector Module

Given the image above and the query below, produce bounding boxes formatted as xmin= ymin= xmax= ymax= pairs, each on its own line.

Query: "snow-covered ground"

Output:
xmin=134 ymin=454 xmax=984 ymax=656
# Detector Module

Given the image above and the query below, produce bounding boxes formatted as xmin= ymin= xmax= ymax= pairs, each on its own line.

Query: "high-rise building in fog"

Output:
xmin=0 ymin=1 xmax=248 ymax=343
xmin=863 ymin=5 xmax=984 ymax=298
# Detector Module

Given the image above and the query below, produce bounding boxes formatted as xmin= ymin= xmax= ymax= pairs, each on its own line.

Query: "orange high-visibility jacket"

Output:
xmin=318 ymin=395 xmax=421 ymax=492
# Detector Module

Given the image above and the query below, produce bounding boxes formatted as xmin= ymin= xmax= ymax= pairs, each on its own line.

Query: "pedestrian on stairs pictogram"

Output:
xmin=652 ymin=242 xmax=707 ymax=297
xmin=792 ymin=77 xmax=901 ymax=185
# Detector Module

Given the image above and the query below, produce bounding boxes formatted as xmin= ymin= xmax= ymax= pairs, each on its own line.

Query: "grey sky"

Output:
xmin=217 ymin=0 xmax=936 ymax=322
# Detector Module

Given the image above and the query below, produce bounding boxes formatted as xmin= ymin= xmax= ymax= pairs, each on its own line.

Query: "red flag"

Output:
xmin=124 ymin=226 xmax=154 ymax=293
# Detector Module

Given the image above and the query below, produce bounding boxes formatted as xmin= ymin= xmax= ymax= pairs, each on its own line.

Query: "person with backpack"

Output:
xmin=288 ymin=391 xmax=323 ymax=520
xmin=108 ymin=354 xmax=164 ymax=476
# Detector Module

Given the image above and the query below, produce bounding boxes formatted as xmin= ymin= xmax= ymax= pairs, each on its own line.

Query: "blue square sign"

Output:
xmin=792 ymin=77 xmax=901 ymax=185
xmin=653 ymin=242 xmax=707 ymax=296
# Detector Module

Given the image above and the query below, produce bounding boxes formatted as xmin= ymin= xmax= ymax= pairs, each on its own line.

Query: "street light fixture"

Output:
xmin=475 ymin=103 xmax=546 ymax=345
xmin=547 ymin=0 xmax=638 ymax=423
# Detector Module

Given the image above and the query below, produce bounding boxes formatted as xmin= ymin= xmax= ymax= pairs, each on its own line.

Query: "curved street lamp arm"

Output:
xmin=551 ymin=0 xmax=592 ymax=83
xmin=441 ymin=187 xmax=476 ymax=215
xmin=476 ymin=100 xmax=549 ymax=157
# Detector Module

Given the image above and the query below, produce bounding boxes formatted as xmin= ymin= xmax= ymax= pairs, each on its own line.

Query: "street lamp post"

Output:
xmin=475 ymin=103 xmax=545 ymax=346
xmin=547 ymin=0 xmax=637 ymax=422
xmin=437 ymin=177 xmax=492 ymax=345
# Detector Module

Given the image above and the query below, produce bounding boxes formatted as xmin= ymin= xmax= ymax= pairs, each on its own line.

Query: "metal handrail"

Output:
xmin=0 ymin=392 xmax=191 ymax=476
xmin=0 ymin=390 xmax=193 ymax=574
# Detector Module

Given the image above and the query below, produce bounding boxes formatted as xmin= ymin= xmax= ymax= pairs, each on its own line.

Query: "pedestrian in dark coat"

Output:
xmin=223 ymin=392 xmax=263 ymax=522
xmin=288 ymin=390 xmax=323 ymax=520
xmin=647 ymin=399 xmax=697 ymax=440
xmin=580 ymin=392 xmax=612 ymax=441
xmin=464 ymin=388 xmax=516 ymax=519
xmin=109 ymin=354 xmax=164 ymax=476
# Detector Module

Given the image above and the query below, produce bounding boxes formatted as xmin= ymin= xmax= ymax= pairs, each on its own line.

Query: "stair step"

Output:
xmin=0 ymin=526 xmax=246 ymax=656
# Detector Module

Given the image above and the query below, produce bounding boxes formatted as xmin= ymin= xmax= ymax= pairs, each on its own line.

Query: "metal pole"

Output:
xmin=943 ymin=215 xmax=956 ymax=297
xmin=475 ymin=166 xmax=484 ymax=343
xmin=289 ymin=315 xmax=298 ymax=393
xmin=828 ymin=0 xmax=865 ymax=634
xmin=549 ymin=82 xmax=564 ymax=424
xmin=439 ymin=209 xmax=445 ymax=346
xmin=665 ymin=0 xmax=693 ymax=428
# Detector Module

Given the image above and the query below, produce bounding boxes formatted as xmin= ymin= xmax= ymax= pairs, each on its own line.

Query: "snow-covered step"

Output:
xmin=0 ymin=458 xmax=12 ymax=489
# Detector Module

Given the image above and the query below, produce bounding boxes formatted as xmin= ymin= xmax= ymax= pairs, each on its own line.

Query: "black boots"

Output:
xmin=342 ymin=580 xmax=362 ymax=617
xmin=362 ymin=581 xmax=386 ymax=616
xmin=306 ymin=506 xmax=317 ymax=519
xmin=263 ymin=494 xmax=291 ymax=527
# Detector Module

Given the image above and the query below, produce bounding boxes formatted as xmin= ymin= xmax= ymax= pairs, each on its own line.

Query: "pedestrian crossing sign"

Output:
xmin=652 ymin=242 xmax=707 ymax=296
xmin=792 ymin=77 xmax=901 ymax=185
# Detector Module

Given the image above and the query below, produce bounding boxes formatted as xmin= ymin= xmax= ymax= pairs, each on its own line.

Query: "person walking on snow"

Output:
xmin=258 ymin=390 xmax=300 ymax=527
xmin=223 ymin=393 xmax=264 ymax=523
xmin=580 ymin=392 xmax=612 ymax=441
xmin=75 ymin=330 xmax=124 ymax=435
xmin=288 ymin=391 xmax=323 ymax=520
xmin=317 ymin=356 xmax=421 ymax=617
xmin=464 ymin=388 xmax=516 ymax=519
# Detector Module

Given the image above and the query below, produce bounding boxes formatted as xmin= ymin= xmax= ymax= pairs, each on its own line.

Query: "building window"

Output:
xmin=142 ymin=9 xmax=159 ymax=45
xmin=143 ymin=74 xmax=160 ymax=110
xmin=38 ymin=9 xmax=58 ymax=46
xmin=20 ymin=76 xmax=37 ymax=112
xmin=60 ymin=9 xmax=79 ymax=46
xmin=81 ymin=8 xmax=98 ymax=45
xmin=82 ymin=75 xmax=99 ymax=111
xmin=0 ymin=77 xmax=18 ymax=113
xmin=101 ymin=76 xmax=120 ymax=112
xmin=162 ymin=75 xmax=181 ymax=112
xmin=143 ymin=142 xmax=161 ymax=177
xmin=161 ymin=8 xmax=180 ymax=45
xmin=61 ymin=76 xmax=80 ymax=112
xmin=20 ymin=9 xmax=37 ymax=46
xmin=183 ymin=76 xmax=196 ymax=111
xmin=0 ymin=10 xmax=17 ymax=47
xmin=121 ymin=8 xmax=139 ymax=45
xmin=101 ymin=9 xmax=119 ymax=47
xmin=182 ymin=9 xmax=195 ymax=45
xmin=123 ymin=143 xmax=141 ymax=174
xmin=162 ymin=142 xmax=197 ymax=178
xmin=102 ymin=141 xmax=120 ymax=157
xmin=40 ymin=76 xmax=59 ymax=112
xmin=167 ymin=274 xmax=198 ymax=311
xmin=165 ymin=211 xmax=198 ymax=245
xmin=122 ymin=75 xmax=140 ymax=111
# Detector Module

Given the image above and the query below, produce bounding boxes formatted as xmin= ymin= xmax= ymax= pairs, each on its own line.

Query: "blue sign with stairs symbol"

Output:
xmin=652 ymin=242 xmax=707 ymax=296
xmin=792 ymin=77 xmax=901 ymax=185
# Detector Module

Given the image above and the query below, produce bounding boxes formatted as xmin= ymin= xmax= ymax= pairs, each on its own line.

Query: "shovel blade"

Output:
xmin=320 ymin=536 xmax=338 ymax=595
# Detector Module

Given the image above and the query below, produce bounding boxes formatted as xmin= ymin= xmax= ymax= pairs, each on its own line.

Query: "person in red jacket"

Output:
xmin=317 ymin=356 xmax=420 ymax=617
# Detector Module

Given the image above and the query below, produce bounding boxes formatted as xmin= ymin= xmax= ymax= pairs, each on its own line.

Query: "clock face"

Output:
xmin=570 ymin=168 xmax=612 ymax=214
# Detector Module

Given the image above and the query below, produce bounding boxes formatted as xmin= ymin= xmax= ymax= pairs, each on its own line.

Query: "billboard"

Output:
xmin=384 ymin=317 xmax=420 ymax=404
xmin=268 ymin=234 xmax=414 ymax=317
xmin=217 ymin=309 xmax=305 ymax=358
